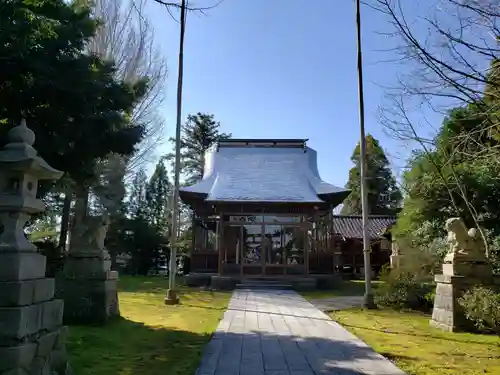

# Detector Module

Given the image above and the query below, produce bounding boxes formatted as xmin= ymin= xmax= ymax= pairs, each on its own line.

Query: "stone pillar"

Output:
xmin=58 ymin=214 xmax=119 ymax=324
xmin=389 ymin=239 xmax=402 ymax=269
xmin=430 ymin=217 xmax=494 ymax=332
xmin=0 ymin=120 xmax=71 ymax=374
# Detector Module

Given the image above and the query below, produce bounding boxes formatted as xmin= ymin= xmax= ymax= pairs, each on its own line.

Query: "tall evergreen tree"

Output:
xmin=128 ymin=169 xmax=149 ymax=220
xmin=169 ymin=112 xmax=231 ymax=184
xmin=146 ymin=160 xmax=171 ymax=230
xmin=167 ymin=112 xmax=230 ymax=265
xmin=341 ymin=135 xmax=402 ymax=215
xmin=145 ymin=160 xmax=171 ymax=271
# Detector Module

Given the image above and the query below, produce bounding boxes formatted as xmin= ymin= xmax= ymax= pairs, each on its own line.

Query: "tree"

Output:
xmin=146 ymin=160 xmax=171 ymax=227
xmin=169 ymin=112 xmax=231 ymax=184
xmin=105 ymin=166 xmax=172 ymax=275
xmin=128 ymin=169 xmax=149 ymax=220
xmin=341 ymin=135 xmax=402 ymax=215
xmin=87 ymin=0 xmax=167 ymax=171
xmin=0 ymin=0 xmax=146 ymax=183
xmin=165 ymin=112 xmax=230 ymax=267
xmin=373 ymin=0 xmax=499 ymax=111
xmin=146 ymin=160 xmax=171 ymax=269
xmin=394 ymin=103 xmax=500 ymax=273
xmin=0 ymin=0 xmax=149 ymax=253
xmin=397 ymin=106 xmax=500 ymax=237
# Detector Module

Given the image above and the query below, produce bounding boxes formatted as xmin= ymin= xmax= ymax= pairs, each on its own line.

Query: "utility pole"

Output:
xmin=355 ymin=0 xmax=375 ymax=308
xmin=165 ymin=0 xmax=187 ymax=305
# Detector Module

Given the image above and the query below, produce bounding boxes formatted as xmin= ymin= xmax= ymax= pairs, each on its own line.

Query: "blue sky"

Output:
xmin=144 ymin=0 xmax=440 ymax=187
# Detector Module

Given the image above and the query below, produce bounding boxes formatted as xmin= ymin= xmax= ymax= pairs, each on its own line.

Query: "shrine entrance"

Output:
xmin=222 ymin=214 xmax=309 ymax=277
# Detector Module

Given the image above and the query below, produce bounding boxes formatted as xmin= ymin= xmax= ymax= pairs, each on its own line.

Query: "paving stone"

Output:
xmin=195 ymin=289 xmax=407 ymax=375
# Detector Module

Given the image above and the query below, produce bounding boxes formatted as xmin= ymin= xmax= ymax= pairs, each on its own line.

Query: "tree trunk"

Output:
xmin=58 ymin=185 xmax=73 ymax=251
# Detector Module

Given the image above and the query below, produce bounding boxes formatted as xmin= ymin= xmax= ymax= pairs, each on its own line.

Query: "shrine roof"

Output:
xmin=179 ymin=139 xmax=350 ymax=205
xmin=331 ymin=215 xmax=396 ymax=239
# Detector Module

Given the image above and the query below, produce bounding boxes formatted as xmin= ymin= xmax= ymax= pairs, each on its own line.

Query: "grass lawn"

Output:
xmin=301 ymin=281 xmax=500 ymax=374
xmin=332 ymin=308 xmax=500 ymax=375
xmin=67 ymin=276 xmax=230 ymax=375
xmin=301 ymin=279 xmax=383 ymax=299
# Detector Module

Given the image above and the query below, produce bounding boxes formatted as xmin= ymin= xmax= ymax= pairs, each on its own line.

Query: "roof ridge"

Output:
xmin=332 ymin=214 xmax=397 ymax=219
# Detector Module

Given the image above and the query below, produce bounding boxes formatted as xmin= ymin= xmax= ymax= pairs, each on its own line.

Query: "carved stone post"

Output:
xmin=0 ymin=120 xmax=71 ymax=374
xmin=389 ymin=237 xmax=402 ymax=269
xmin=57 ymin=211 xmax=120 ymax=324
xmin=430 ymin=217 xmax=494 ymax=332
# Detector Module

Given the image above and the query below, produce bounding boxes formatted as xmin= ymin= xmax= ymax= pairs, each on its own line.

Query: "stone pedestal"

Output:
xmin=430 ymin=217 xmax=494 ymax=332
xmin=430 ymin=273 xmax=493 ymax=332
xmin=57 ymin=250 xmax=119 ymax=324
xmin=0 ymin=120 xmax=71 ymax=374
xmin=0 ymin=256 xmax=71 ymax=375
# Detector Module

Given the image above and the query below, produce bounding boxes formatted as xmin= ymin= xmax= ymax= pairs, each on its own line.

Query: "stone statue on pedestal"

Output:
xmin=443 ymin=217 xmax=487 ymax=264
xmin=431 ymin=217 xmax=493 ymax=332
xmin=59 ymin=187 xmax=119 ymax=324
xmin=442 ymin=217 xmax=489 ymax=276
xmin=72 ymin=214 xmax=111 ymax=252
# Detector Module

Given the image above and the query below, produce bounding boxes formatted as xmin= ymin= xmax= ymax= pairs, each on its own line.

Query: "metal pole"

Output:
xmin=165 ymin=0 xmax=187 ymax=305
xmin=355 ymin=0 xmax=375 ymax=308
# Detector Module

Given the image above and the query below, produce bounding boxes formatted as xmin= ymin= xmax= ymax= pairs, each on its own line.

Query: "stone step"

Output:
xmin=236 ymin=282 xmax=293 ymax=290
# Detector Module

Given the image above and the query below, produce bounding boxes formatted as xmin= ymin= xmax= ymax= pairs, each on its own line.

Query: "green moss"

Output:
xmin=67 ymin=276 xmax=230 ymax=375
xmin=333 ymin=308 xmax=500 ymax=375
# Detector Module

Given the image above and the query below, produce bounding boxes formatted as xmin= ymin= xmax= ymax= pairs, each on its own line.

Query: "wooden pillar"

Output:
xmin=217 ymin=216 xmax=222 ymax=275
xmin=304 ymin=215 xmax=310 ymax=276
xmin=191 ymin=212 xmax=196 ymax=252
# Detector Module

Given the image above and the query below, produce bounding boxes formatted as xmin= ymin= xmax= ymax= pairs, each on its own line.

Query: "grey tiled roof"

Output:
xmin=331 ymin=215 xmax=396 ymax=239
xmin=181 ymin=140 xmax=348 ymax=203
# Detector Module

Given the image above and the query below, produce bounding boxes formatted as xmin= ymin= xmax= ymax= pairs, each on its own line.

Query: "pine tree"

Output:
xmin=341 ymin=135 xmax=402 ymax=215
xmin=144 ymin=160 xmax=171 ymax=271
xmin=169 ymin=112 xmax=231 ymax=184
xmin=128 ymin=169 xmax=149 ymax=220
xmin=146 ymin=159 xmax=171 ymax=230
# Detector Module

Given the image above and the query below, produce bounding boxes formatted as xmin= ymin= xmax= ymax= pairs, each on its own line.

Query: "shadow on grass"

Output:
xmin=118 ymin=275 xmax=185 ymax=293
xmin=339 ymin=322 xmax=498 ymax=347
xmin=66 ymin=317 xmax=407 ymax=375
xmin=379 ymin=351 xmax=420 ymax=363
xmin=302 ymin=280 xmax=384 ymax=299
xmin=67 ymin=317 xmax=211 ymax=375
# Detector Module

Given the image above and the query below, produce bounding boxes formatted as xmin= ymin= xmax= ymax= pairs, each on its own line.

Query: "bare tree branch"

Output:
xmin=89 ymin=0 xmax=168 ymax=172
xmin=150 ymin=0 xmax=225 ymax=14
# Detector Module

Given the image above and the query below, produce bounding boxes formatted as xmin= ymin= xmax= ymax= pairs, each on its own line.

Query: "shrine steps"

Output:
xmin=236 ymin=279 xmax=293 ymax=290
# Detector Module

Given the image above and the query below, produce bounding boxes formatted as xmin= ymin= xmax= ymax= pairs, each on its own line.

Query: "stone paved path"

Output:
xmin=196 ymin=289 xmax=406 ymax=375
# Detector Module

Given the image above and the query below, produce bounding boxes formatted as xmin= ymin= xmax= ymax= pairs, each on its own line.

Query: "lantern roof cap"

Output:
xmin=0 ymin=119 xmax=63 ymax=180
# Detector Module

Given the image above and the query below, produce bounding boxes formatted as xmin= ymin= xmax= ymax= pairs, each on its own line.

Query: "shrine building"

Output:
xmin=180 ymin=139 xmax=395 ymax=290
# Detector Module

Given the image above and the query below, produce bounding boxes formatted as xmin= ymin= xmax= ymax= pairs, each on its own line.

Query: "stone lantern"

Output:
xmin=0 ymin=119 xmax=71 ymax=374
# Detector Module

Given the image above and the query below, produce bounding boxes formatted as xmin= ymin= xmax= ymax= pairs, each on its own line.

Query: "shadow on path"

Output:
xmin=196 ymin=289 xmax=407 ymax=375
xmin=197 ymin=330 xmax=406 ymax=375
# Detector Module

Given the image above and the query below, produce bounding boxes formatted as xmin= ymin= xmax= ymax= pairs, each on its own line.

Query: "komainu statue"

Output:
xmin=443 ymin=217 xmax=487 ymax=263
xmin=81 ymin=214 xmax=111 ymax=251
xmin=70 ymin=214 xmax=111 ymax=253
